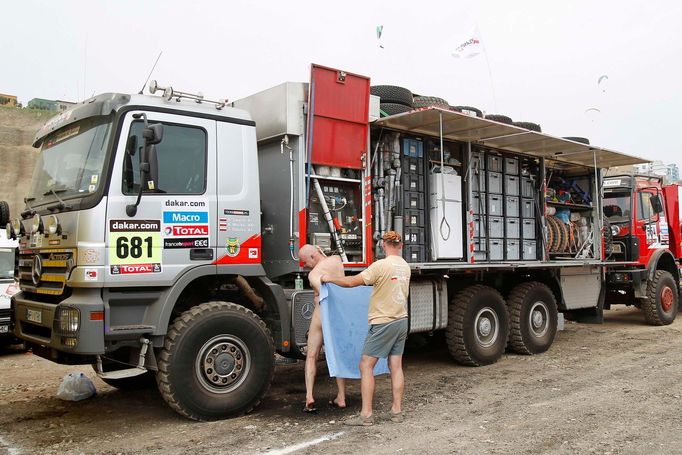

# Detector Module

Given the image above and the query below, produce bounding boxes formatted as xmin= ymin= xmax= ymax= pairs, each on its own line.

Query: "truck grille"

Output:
xmin=0 ymin=308 xmax=10 ymax=319
xmin=290 ymin=290 xmax=315 ymax=347
xmin=18 ymin=250 xmax=75 ymax=296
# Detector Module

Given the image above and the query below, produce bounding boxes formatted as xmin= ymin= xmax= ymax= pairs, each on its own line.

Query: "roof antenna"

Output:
xmin=138 ymin=51 xmax=163 ymax=95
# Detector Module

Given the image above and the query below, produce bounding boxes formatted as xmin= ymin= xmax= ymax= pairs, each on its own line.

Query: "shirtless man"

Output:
xmin=299 ymin=244 xmax=347 ymax=412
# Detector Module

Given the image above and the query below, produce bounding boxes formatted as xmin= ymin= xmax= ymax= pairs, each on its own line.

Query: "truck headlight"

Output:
xmin=55 ymin=306 xmax=80 ymax=334
xmin=11 ymin=218 xmax=23 ymax=236
xmin=45 ymin=215 xmax=61 ymax=235
xmin=611 ymin=225 xmax=621 ymax=236
xmin=30 ymin=213 xmax=43 ymax=234
xmin=5 ymin=223 xmax=13 ymax=240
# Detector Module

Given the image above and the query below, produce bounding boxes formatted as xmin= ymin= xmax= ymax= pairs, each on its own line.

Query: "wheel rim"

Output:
xmin=528 ymin=301 xmax=550 ymax=338
xmin=661 ymin=286 xmax=674 ymax=313
xmin=195 ymin=334 xmax=251 ymax=394
xmin=474 ymin=307 xmax=499 ymax=348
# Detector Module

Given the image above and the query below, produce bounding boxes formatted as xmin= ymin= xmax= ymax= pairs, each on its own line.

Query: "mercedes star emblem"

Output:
xmin=31 ymin=255 xmax=43 ymax=286
xmin=300 ymin=302 xmax=314 ymax=320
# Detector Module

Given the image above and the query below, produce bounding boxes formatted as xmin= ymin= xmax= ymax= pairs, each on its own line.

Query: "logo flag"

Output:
xmin=452 ymin=27 xmax=483 ymax=59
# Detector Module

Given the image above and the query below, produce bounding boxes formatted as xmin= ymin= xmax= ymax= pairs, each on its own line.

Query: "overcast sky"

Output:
xmin=3 ymin=0 xmax=681 ymax=167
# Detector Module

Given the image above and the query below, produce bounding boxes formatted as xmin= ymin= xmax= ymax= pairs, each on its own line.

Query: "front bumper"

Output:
xmin=12 ymin=288 xmax=105 ymax=357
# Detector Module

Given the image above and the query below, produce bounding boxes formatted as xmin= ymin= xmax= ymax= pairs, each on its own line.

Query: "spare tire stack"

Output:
xmin=370 ymin=85 xmax=413 ymax=117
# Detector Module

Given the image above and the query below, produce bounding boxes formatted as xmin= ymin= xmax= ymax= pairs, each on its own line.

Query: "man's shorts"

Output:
xmin=362 ymin=318 xmax=408 ymax=358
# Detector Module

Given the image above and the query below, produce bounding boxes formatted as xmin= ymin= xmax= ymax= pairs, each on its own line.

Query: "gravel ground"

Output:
xmin=1 ymin=306 xmax=682 ymax=455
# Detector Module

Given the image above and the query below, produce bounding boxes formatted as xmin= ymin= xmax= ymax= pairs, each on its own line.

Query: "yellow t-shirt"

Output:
xmin=360 ymin=255 xmax=411 ymax=324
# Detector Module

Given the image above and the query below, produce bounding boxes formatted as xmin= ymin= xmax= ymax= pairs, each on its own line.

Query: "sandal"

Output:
xmin=302 ymin=402 xmax=317 ymax=413
xmin=328 ymin=398 xmax=347 ymax=409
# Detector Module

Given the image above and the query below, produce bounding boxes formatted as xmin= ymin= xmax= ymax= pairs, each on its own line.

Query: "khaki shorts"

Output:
xmin=362 ymin=318 xmax=408 ymax=358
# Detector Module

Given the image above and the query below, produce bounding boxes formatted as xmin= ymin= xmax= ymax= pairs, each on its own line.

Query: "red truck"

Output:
xmin=603 ymin=175 xmax=681 ymax=324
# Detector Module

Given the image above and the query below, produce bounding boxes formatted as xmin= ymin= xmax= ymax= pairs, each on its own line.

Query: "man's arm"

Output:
xmin=321 ymin=273 xmax=365 ymax=288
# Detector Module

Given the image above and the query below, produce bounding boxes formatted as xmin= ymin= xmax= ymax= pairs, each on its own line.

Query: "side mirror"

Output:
xmin=143 ymin=124 xmax=164 ymax=145
xmin=125 ymin=135 xmax=138 ymax=156
xmin=650 ymin=194 xmax=664 ymax=214
xmin=145 ymin=144 xmax=159 ymax=191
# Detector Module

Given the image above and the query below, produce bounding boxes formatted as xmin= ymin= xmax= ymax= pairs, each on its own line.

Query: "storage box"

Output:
xmin=506 ymin=239 xmax=521 ymax=260
xmin=505 ymin=157 xmax=519 ymax=175
xmin=488 ymin=154 xmax=503 ymax=172
xmin=488 ymin=172 xmax=503 ymax=194
xmin=471 ymin=171 xmax=486 ymax=192
xmin=471 ymin=150 xmax=485 ymax=170
xmin=404 ymin=191 xmax=425 ymax=210
xmin=505 ymin=175 xmax=520 ymax=196
xmin=402 ymin=138 xmax=424 ymax=157
xmin=403 ymin=173 xmax=425 ymax=193
xmin=489 ymin=216 xmax=504 ymax=238
xmin=488 ymin=194 xmax=503 ymax=216
xmin=521 ymin=177 xmax=534 ymax=198
xmin=505 ymin=217 xmax=520 ymax=239
xmin=404 ymin=245 xmax=427 ymax=263
xmin=405 ymin=157 xmax=424 ymax=175
xmin=488 ymin=239 xmax=504 ymax=261
xmin=505 ymin=196 xmax=520 ymax=217
xmin=473 ymin=215 xmax=483 ymax=238
xmin=473 ymin=237 xmax=487 ymax=262
xmin=404 ymin=209 xmax=425 ymax=227
xmin=522 ymin=240 xmax=538 ymax=260
xmin=403 ymin=227 xmax=426 ymax=246
xmin=522 ymin=198 xmax=535 ymax=218
xmin=472 ymin=192 xmax=486 ymax=214
xmin=522 ymin=218 xmax=535 ymax=239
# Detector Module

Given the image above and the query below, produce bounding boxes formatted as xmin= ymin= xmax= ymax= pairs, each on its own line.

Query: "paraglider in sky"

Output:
xmin=598 ymin=75 xmax=608 ymax=93
xmin=584 ymin=107 xmax=601 ymax=114
xmin=376 ymin=25 xmax=384 ymax=49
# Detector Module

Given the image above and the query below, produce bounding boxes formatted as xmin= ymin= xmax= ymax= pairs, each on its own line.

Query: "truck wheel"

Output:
xmin=370 ymin=85 xmax=414 ymax=106
xmin=507 ymin=282 xmax=558 ymax=355
xmin=0 ymin=201 xmax=9 ymax=228
xmin=446 ymin=285 xmax=509 ymax=366
xmin=157 ymin=301 xmax=275 ymax=421
xmin=412 ymin=96 xmax=450 ymax=109
xmin=642 ymin=270 xmax=679 ymax=325
xmin=380 ymin=103 xmax=412 ymax=116
xmin=484 ymin=114 xmax=513 ymax=124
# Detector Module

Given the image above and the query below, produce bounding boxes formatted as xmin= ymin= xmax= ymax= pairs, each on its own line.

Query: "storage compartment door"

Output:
xmin=430 ymin=200 xmax=463 ymax=259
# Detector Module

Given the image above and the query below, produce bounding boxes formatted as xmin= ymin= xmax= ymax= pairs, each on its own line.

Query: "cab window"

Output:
xmin=123 ymin=121 xmax=207 ymax=195
xmin=637 ymin=192 xmax=654 ymax=221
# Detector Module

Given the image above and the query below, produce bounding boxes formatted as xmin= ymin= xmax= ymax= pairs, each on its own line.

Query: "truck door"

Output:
xmin=105 ymin=111 xmax=217 ymax=285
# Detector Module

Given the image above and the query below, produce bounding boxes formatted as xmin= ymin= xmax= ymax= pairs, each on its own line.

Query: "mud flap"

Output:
xmin=565 ymin=283 xmax=605 ymax=324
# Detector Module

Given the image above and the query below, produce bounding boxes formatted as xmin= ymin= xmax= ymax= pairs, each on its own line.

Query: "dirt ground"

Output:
xmin=1 ymin=306 xmax=682 ymax=455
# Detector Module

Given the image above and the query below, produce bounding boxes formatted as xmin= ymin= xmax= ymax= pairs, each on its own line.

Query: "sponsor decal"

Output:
xmin=219 ymin=217 xmax=228 ymax=231
xmin=110 ymin=263 xmax=161 ymax=275
xmin=84 ymin=269 xmax=98 ymax=281
xmin=163 ymin=211 xmax=208 ymax=224
xmin=248 ymin=248 xmax=258 ymax=259
xmin=224 ymin=209 xmax=249 ymax=216
xmin=163 ymin=238 xmax=209 ymax=249
xmin=164 ymin=199 xmax=207 ymax=207
xmin=225 ymin=238 xmax=240 ymax=257
xmin=108 ymin=219 xmax=162 ymax=274
xmin=164 ymin=225 xmax=209 ymax=237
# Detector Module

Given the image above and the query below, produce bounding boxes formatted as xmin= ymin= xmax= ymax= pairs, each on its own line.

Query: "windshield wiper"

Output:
xmin=21 ymin=197 xmax=36 ymax=218
xmin=46 ymin=188 xmax=72 ymax=212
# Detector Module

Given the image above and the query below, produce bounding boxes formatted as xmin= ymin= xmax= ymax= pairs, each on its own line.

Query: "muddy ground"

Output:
xmin=1 ymin=306 xmax=682 ymax=455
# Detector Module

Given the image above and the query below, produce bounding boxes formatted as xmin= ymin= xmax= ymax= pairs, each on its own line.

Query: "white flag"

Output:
xmin=452 ymin=27 xmax=483 ymax=59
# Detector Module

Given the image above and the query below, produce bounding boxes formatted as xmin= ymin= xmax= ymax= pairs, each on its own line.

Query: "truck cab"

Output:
xmin=603 ymin=175 xmax=681 ymax=324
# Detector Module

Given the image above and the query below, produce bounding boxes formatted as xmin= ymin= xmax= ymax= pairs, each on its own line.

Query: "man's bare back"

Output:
xmin=309 ymin=255 xmax=344 ymax=304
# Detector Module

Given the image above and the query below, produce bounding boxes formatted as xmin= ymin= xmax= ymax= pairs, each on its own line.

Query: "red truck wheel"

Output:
xmin=446 ymin=285 xmax=509 ymax=366
xmin=507 ymin=282 xmax=558 ymax=355
xmin=642 ymin=270 xmax=679 ymax=326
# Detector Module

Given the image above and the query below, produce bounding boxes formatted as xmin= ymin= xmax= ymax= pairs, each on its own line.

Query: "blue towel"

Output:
xmin=319 ymin=284 xmax=390 ymax=379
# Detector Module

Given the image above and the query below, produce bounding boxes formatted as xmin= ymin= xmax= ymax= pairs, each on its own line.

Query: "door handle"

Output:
xmin=190 ymin=248 xmax=214 ymax=261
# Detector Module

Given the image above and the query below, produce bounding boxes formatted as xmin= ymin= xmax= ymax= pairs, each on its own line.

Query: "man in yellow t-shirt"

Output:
xmin=321 ymin=231 xmax=410 ymax=426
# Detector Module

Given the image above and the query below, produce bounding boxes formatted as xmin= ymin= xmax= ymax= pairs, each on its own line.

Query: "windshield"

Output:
xmin=27 ymin=116 xmax=112 ymax=205
xmin=603 ymin=193 xmax=631 ymax=223
xmin=0 ymin=249 xmax=15 ymax=280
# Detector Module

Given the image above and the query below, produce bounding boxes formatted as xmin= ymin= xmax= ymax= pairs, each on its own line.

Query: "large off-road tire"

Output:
xmin=370 ymin=85 xmax=413 ymax=106
xmin=602 ymin=217 xmax=613 ymax=257
xmin=412 ymin=96 xmax=449 ymax=109
xmin=512 ymin=121 xmax=542 ymax=132
xmin=92 ymin=348 xmax=157 ymax=390
xmin=563 ymin=136 xmax=590 ymax=145
xmin=380 ymin=103 xmax=412 ymax=117
xmin=446 ymin=285 xmax=509 ymax=366
xmin=0 ymin=201 xmax=9 ymax=228
xmin=451 ymin=105 xmax=483 ymax=117
xmin=157 ymin=302 xmax=275 ymax=421
xmin=484 ymin=114 xmax=513 ymax=124
xmin=642 ymin=270 xmax=679 ymax=326
xmin=507 ymin=282 xmax=558 ymax=355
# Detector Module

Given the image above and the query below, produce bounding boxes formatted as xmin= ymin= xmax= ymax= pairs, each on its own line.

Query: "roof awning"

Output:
xmin=373 ymin=108 xmax=649 ymax=169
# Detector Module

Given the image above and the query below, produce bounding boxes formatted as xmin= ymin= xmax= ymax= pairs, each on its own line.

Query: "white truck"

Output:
xmin=0 ymin=202 xmax=19 ymax=341
xmin=6 ymin=65 xmax=657 ymax=421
